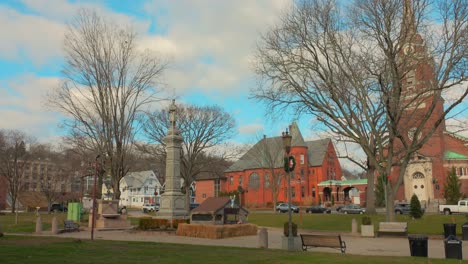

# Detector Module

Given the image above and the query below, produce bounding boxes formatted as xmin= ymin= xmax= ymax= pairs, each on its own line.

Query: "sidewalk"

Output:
xmin=36 ymin=227 xmax=466 ymax=260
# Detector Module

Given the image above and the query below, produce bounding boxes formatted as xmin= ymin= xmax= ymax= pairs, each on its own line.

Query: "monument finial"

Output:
xmin=169 ymin=99 xmax=177 ymax=129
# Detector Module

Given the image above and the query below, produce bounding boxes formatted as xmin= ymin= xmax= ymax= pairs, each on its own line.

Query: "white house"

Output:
xmin=119 ymin=170 xmax=162 ymax=208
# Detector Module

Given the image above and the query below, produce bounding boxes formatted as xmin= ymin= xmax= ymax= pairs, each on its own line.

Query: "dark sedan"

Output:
xmin=305 ymin=205 xmax=331 ymax=214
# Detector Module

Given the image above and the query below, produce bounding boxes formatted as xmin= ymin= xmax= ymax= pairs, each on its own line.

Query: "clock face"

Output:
xmin=403 ymin=43 xmax=414 ymax=55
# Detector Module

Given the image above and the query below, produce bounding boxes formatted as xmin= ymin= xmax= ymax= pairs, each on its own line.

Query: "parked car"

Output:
xmin=394 ymin=203 xmax=411 ymax=215
xmin=340 ymin=204 xmax=366 ymax=214
xmin=142 ymin=203 xmax=159 ymax=213
xmin=276 ymin=203 xmax=299 ymax=213
xmin=305 ymin=205 xmax=331 ymax=214
xmin=190 ymin=203 xmax=200 ymax=210
xmin=439 ymin=199 xmax=468 ymax=215
xmin=49 ymin=203 xmax=67 ymax=213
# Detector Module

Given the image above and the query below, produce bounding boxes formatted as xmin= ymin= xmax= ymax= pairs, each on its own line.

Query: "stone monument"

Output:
xmin=157 ymin=100 xmax=188 ymax=219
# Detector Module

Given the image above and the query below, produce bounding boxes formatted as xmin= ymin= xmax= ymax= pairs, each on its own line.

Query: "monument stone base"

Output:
xmin=157 ymin=192 xmax=188 ymax=219
xmin=89 ymin=199 xmax=131 ymax=230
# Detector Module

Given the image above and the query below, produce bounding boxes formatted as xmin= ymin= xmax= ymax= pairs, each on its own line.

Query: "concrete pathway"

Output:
xmin=24 ymin=227 xmax=465 ymax=260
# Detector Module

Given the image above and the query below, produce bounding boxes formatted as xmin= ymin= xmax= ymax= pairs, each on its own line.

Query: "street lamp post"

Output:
xmin=282 ymin=129 xmax=293 ymax=251
xmin=91 ymin=154 xmax=100 ymax=241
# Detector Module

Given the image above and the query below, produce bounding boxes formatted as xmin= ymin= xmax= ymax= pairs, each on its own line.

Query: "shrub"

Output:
xmin=283 ymin=222 xmax=298 ymax=237
xmin=361 ymin=216 xmax=372 ymax=225
xmin=410 ymin=194 xmax=424 ymax=219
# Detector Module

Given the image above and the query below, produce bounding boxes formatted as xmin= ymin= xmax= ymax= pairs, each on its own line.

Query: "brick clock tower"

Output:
xmin=391 ymin=1 xmax=468 ymax=207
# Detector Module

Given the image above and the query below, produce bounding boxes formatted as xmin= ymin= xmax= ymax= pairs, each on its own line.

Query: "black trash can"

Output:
xmin=445 ymin=235 xmax=463 ymax=260
xmin=443 ymin=223 xmax=457 ymax=239
xmin=408 ymin=235 xmax=428 ymax=257
xmin=462 ymin=222 xmax=468 ymax=241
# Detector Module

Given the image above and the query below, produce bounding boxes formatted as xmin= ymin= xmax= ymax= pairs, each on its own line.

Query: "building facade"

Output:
xmin=118 ymin=170 xmax=162 ymax=208
xmin=388 ymin=2 xmax=468 ymax=206
xmin=221 ymin=122 xmax=357 ymax=207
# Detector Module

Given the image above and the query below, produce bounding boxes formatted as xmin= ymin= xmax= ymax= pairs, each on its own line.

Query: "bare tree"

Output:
xmin=242 ymin=136 xmax=285 ymax=211
xmin=142 ymin=104 xmax=236 ymax=206
xmin=48 ymin=9 xmax=167 ymax=199
xmin=0 ymin=130 xmax=34 ymax=213
xmin=253 ymin=0 xmax=467 ymax=220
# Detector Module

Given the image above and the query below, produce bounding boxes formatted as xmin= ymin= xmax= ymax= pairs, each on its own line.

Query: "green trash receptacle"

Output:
xmin=67 ymin=203 xmax=82 ymax=222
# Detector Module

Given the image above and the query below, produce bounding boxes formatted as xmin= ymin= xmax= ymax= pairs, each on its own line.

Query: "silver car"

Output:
xmin=340 ymin=204 xmax=366 ymax=214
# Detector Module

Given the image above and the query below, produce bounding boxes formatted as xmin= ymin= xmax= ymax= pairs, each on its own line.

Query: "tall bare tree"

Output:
xmin=242 ymin=136 xmax=285 ymax=211
xmin=142 ymin=104 xmax=236 ymax=205
xmin=49 ymin=9 xmax=167 ymax=199
xmin=253 ymin=0 xmax=467 ymax=220
xmin=0 ymin=130 xmax=34 ymax=213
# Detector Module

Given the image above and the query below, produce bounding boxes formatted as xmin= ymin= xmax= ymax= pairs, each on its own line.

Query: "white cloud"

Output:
xmin=0 ymin=6 xmax=65 ymax=65
xmin=0 ymin=75 xmax=61 ymax=139
xmin=140 ymin=0 xmax=292 ymax=95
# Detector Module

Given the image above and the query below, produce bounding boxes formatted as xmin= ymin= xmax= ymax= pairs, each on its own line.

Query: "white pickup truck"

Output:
xmin=439 ymin=200 xmax=468 ymax=215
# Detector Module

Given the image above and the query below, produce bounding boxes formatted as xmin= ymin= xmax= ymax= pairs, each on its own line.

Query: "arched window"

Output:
xmin=412 ymin=172 xmax=425 ymax=179
xmin=249 ymin=172 xmax=260 ymax=189
xmin=264 ymin=173 xmax=270 ymax=188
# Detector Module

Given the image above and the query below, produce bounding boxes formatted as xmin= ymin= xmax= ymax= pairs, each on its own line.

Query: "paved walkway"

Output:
xmin=23 ymin=227 xmax=465 ymax=260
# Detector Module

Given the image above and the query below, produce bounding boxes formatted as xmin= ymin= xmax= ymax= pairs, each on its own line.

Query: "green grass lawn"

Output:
xmin=1 ymin=211 xmax=467 ymax=236
xmin=248 ymin=212 xmax=468 ymax=236
xmin=0 ymin=235 xmax=465 ymax=264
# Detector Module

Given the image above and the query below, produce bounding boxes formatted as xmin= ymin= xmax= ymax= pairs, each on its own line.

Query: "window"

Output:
xmin=239 ymin=175 xmax=243 ymax=186
xmin=248 ymin=173 xmax=260 ymax=189
xmin=300 ymin=168 xmax=304 ymax=180
xmin=229 ymin=176 xmax=233 ymax=185
xmin=312 ymin=187 xmax=316 ymax=198
xmin=291 ymin=187 xmax=296 ymax=198
xmin=412 ymin=172 xmax=425 ymax=179
xmin=301 ymin=186 xmax=305 ymax=198
xmin=264 ymin=173 xmax=270 ymax=188
xmin=202 ymin=193 xmax=206 ymax=198
xmin=300 ymin=154 xmax=305 ymax=164
xmin=214 ymin=179 xmax=220 ymax=197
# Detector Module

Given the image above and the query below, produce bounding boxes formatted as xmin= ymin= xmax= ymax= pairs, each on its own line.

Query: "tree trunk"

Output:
xmin=365 ymin=167 xmax=376 ymax=214
xmin=385 ymin=187 xmax=396 ymax=221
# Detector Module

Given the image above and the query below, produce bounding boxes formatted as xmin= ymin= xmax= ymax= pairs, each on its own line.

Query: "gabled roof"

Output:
xmin=225 ymin=136 xmax=332 ymax=173
xmin=444 ymin=131 xmax=468 ymax=142
xmin=306 ymin=138 xmax=331 ymax=166
xmin=192 ymin=196 xmax=249 ymax=215
xmin=289 ymin=122 xmax=307 ymax=147
xmin=121 ymin=170 xmax=160 ymax=188
xmin=191 ymin=197 xmax=231 ymax=213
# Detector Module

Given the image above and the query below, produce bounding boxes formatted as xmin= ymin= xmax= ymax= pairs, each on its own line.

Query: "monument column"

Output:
xmin=157 ymin=100 xmax=188 ymax=218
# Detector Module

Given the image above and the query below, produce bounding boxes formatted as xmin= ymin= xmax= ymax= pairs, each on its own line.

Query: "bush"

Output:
xmin=283 ymin=222 xmax=298 ymax=237
xmin=361 ymin=216 xmax=372 ymax=225
xmin=410 ymin=194 xmax=424 ymax=219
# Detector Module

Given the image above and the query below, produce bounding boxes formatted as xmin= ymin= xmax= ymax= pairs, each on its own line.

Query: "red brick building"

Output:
xmin=220 ymin=122 xmax=365 ymax=207
xmin=388 ymin=2 xmax=468 ymax=206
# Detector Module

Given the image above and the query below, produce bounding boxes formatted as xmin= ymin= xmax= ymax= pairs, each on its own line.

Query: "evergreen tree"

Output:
xmin=444 ymin=167 xmax=462 ymax=204
xmin=375 ymin=175 xmax=386 ymax=207
xmin=410 ymin=194 xmax=423 ymax=219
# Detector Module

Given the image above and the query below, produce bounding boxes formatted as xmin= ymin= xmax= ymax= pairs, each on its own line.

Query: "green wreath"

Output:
xmin=284 ymin=156 xmax=296 ymax=172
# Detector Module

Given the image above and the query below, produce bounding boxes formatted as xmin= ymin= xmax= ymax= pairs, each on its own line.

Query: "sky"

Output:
xmin=0 ymin=0 xmax=305 ymax=142
xmin=0 ymin=0 xmax=466 ymax=173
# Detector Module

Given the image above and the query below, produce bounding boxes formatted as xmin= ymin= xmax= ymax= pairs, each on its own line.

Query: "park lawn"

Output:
xmin=2 ymin=212 xmax=467 ymax=236
xmin=248 ymin=213 xmax=468 ymax=236
xmin=0 ymin=235 xmax=464 ymax=264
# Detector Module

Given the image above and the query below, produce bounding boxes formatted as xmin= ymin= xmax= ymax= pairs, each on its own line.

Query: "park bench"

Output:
xmin=63 ymin=220 xmax=80 ymax=232
xmin=378 ymin=222 xmax=407 ymax=237
xmin=300 ymin=234 xmax=346 ymax=253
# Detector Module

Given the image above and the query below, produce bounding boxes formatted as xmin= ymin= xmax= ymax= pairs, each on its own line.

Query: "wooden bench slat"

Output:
xmin=300 ymin=234 xmax=346 ymax=253
xmin=378 ymin=222 xmax=407 ymax=237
